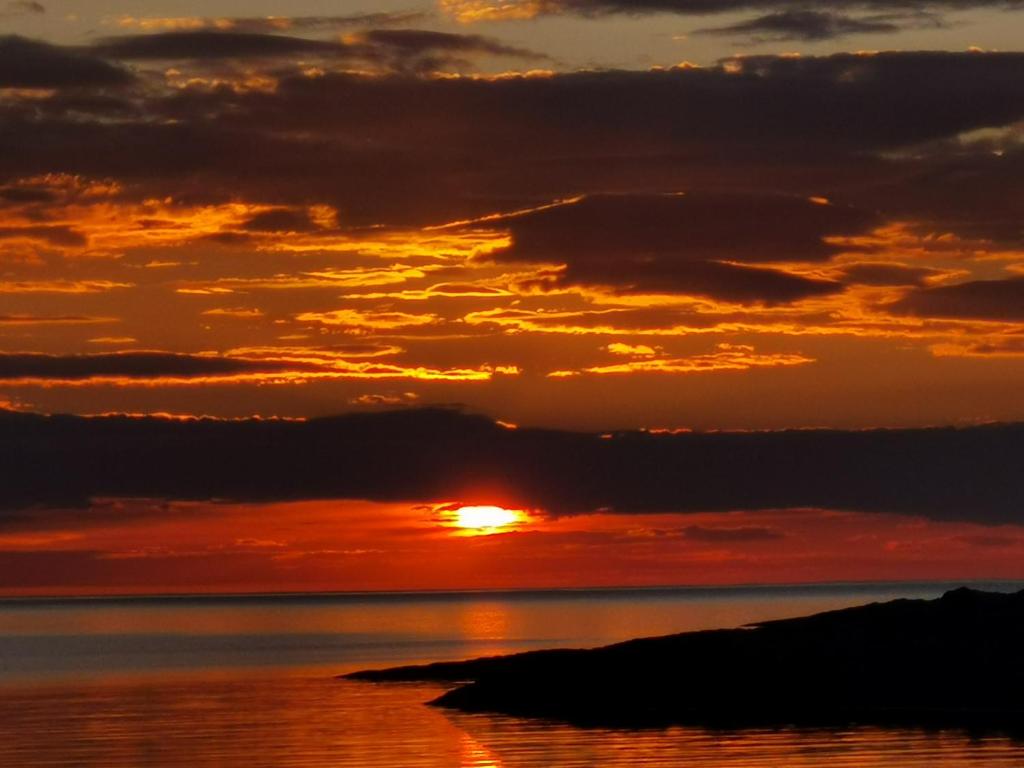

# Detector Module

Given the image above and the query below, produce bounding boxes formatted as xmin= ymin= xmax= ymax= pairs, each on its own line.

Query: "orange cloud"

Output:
xmin=0 ymin=279 xmax=133 ymax=293
xmin=440 ymin=0 xmax=549 ymax=22
xmin=349 ymin=391 xmax=421 ymax=406
xmin=0 ymin=314 xmax=116 ymax=325
xmin=295 ymin=309 xmax=443 ymax=331
xmin=605 ymin=342 xmax=659 ymax=356
xmin=549 ymin=344 xmax=814 ymax=377
xmin=346 ymin=282 xmax=515 ymax=301
xmin=1 ymin=367 xmax=496 ymax=388
xmin=88 ymin=337 xmax=138 ymax=345
xmin=201 ymin=308 xmax=266 ymax=319
xmin=176 ymin=265 xmax=442 ymax=294
xmin=0 ymin=349 xmax=521 ymax=388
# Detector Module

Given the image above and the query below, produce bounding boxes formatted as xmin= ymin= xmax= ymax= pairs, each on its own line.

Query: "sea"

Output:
xmin=0 ymin=581 xmax=1022 ymax=767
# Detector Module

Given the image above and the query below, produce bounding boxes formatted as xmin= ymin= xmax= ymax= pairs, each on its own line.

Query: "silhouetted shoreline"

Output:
xmin=347 ymin=587 xmax=1024 ymax=731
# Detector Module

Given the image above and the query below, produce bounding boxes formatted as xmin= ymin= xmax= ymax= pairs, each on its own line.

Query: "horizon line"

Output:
xmin=3 ymin=577 xmax=1023 ymax=605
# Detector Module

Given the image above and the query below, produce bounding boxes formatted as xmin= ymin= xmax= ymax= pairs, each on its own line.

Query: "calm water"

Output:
xmin=0 ymin=581 xmax=1022 ymax=767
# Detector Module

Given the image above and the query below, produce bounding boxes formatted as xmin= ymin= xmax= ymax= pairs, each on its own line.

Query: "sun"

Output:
xmin=449 ymin=505 xmax=527 ymax=534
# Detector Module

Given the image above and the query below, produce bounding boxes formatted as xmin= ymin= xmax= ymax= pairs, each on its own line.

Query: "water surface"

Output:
xmin=1 ymin=581 xmax=1021 ymax=767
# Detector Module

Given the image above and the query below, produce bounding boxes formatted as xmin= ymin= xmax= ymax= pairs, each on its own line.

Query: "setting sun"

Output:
xmin=451 ymin=505 xmax=526 ymax=533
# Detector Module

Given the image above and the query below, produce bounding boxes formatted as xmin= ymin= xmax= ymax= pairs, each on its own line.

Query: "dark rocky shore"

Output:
xmin=347 ymin=587 xmax=1024 ymax=731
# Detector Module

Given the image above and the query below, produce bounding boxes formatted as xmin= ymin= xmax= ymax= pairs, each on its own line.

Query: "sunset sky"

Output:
xmin=3 ymin=0 xmax=1024 ymax=594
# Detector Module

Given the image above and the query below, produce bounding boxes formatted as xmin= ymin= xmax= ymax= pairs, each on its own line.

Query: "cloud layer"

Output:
xmin=3 ymin=408 xmax=1023 ymax=525
xmin=4 ymin=28 xmax=1024 ymax=429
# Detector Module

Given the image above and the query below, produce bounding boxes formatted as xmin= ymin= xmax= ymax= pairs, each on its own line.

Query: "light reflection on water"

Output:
xmin=0 ymin=583 xmax=1022 ymax=766
xmin=0 ymin=677 xmax=1020 ymax=768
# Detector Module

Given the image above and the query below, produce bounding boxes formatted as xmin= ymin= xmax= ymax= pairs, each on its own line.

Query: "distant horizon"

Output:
xmin=5 ymin=577 xmax=1024 ymax=603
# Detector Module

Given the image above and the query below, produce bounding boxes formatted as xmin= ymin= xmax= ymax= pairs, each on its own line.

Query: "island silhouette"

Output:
xmin=347 ymin=587 xmax=1024 ymax=731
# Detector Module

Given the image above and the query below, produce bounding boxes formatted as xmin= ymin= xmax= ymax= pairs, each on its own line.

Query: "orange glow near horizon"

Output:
xmin=1 ymin=498 xmax=1022 ymax=597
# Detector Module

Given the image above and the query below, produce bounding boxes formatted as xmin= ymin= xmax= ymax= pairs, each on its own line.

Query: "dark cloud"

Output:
xmin=4 ymin=50 xmax=1024 ymax=233
xmin=487 ymin=193 xmax=869 ymax=302
xmin=87 ymin=28 xmax=543 ymax=74
xmin=544 ymin=258 xmax=842 ymax=303
xmin=864 ymin=143 xmax=1024 ymax=246
xmin=469 ymin=0 xmax=1024 ymax=17
xmin=356 ymin=29 xmax=541 ymax=58
xmin=349 ymin=28 xmax=547 ymax=73
xmin=0 ymin=352 xmax=292 ymax=380
xmin=167 ymin=12 xmax=431 ymax=34
xmin=0 ymin=498 xmax=195 ymax=535
xmin=0 ymin=225 xmax=87 ymax=247
xmin=944 ymin=337 xmax=1024 ymax=356
xmin=2 ymin=1 xmax=45 ymax=16
xmin=0 ymin=35 xmax=133 ymax=89
xmin=495 ymin=194 xmax=875 ymax=265
xmin=840 ymin=262 xmax=944 ymax=286
xmin=890 ymin=276 xmax=1024 ymax=320
xmin=695 ymin=10 xmax=928 ymax=41
xmin=240 ymin=208 xmax=320 ymax=233
xmin=2 ymin=408 xmax=1023 ymax=524
xmin=0 ymin=186 xmax=57 ymax=204
xmin=88 ymin=31 xmax=350 ymax=61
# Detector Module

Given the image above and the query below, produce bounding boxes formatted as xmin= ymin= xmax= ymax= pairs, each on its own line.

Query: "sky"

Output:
xmin=3 ymin=0 xmax=1024 ymax=594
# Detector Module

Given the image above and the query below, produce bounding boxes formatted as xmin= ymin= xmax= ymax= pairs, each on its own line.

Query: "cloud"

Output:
xmin=0 ymin=280 xmax=132 ymax=293
xmin=484 ymin=193 xmax=869 ymax=302
xmin=0 ymin=352 xmax=290 ymax=381
xmin=0 ymin=225 xmax=87 ymax=247
xmin=931 ymin=337 xmax=1024 ymax=357
xmin=440 ymin=0 xmax=1024 ymax=22
xmin=88 ymin=31 xmax=351 ymax=61
xmin=694 ymin=10 xmax=939 ymax=42
xmin=113 ymin=12 xmax=430 ymax=34
xmin=548 ymin=344 xmax=814 ymax=376
xmin=0 ymin=351 xmax=513 ymax=386
xmin=2 ymin=408 xmax=1023 ymax=525
xmin=87 ymin=28 xmax=544 ymax=73
xmin=88 ymin=337 xmax=138 ymax=345
xmin=3 ymin=44 xmax=1024 ymax=366
xmin=348 ymin=282 xmax=515 ymax=300
xmin=350 ymin=391 xmax=421 ymax=406
xmin=6 ymin=51 xmax=1024 ymax=231
xmin=890 ymin=276 xmax=1024 ymax=320
xmin=2 ymin=1 xmax=45 ymax=17
xmin=239 ymin=207 xmax=323 ymax=233
xmin=200 ymin=307 xmax=266 ymax=319
xmin=838 ymin=262 xmax=947 ymax=287
xmin=0 ymin=314 xmax=114 ymax=325
xmin=347 ymin=29 xmax=547 ymax=73
xmin=0 ymin=36 xmax=132 ymax=89
xmin=606 ymin=343 xmax=658 ymax=356
xmin=295 ymin=309 xmax=442 ymax=330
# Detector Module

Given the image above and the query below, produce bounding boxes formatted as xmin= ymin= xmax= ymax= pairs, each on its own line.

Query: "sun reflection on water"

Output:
xmin=459 ymin=732 xmax=502 ymax=768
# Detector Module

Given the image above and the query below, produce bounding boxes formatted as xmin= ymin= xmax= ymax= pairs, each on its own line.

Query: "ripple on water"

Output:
xmin=0 ymin=677 xmax=1021 ymax=768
